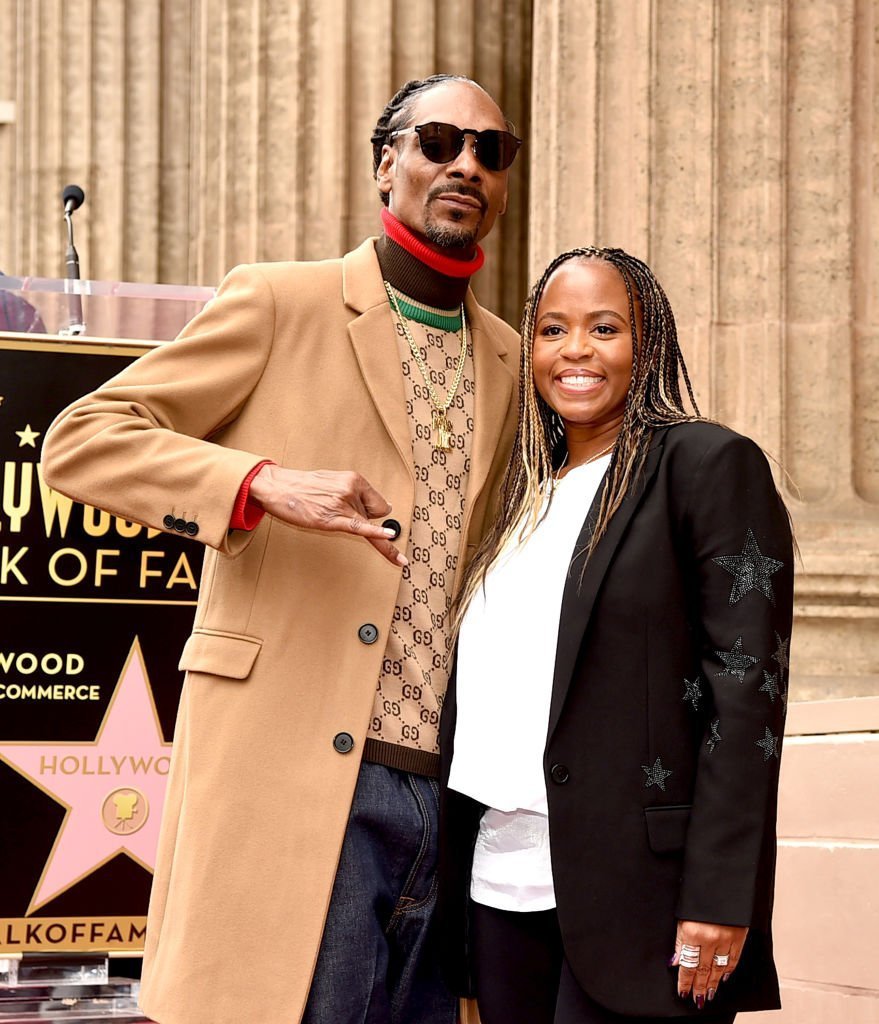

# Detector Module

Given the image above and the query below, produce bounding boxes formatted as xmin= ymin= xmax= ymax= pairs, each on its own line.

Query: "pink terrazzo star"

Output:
xmin=0 ymin=638 xmax=172 ymax=913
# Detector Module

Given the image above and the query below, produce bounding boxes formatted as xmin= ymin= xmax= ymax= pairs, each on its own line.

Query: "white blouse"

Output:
xmin=448 ymin=456 xmax=609 ymax=911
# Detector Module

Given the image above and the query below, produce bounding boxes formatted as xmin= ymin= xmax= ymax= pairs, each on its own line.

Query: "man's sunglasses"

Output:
xmin=389 ymin=121 xmax=522 ymax=172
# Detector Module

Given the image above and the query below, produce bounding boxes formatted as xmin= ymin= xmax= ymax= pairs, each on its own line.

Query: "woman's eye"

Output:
xmin=541 ymin=324 xmax=564 ymax=337
xmin=593 ymin=324 xmax=617 ymax=336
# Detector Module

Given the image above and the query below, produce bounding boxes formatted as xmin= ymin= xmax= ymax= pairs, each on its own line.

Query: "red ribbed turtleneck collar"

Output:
xmin=380 ymin=208 xmax=485 ymax=278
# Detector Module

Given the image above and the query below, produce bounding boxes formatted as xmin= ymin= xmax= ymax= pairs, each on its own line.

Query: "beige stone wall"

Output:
xmin=0 ymin=0 xmax=532 ymax=326
xmin=530 ymin=0 xmax=879 ymax=702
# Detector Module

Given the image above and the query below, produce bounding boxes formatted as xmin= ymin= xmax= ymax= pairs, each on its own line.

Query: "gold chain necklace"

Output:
xmin=384 ymin=281 xmax=468 ymax=452
xmin=555 ymin=439 xmax=616 ymax=480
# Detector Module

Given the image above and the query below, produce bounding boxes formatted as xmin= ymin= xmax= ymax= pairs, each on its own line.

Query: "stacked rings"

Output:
xmin=712 ymin=953 xmax=731 ymax=967
xmin=679 ymin=944 xmax=701 ymax=969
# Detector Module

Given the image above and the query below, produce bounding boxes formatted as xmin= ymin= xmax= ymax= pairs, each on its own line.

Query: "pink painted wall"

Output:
xmin=750 ymin=697 xmax=879 ymax=1022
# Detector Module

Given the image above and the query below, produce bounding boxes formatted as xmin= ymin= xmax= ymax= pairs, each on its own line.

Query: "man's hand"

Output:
xmin=671 ymin=919 xmax=748 ymax=1008
xmin=249 ymin=465 xmax=407 ymax=567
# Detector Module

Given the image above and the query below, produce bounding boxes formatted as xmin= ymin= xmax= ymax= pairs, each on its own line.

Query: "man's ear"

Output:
xmin=376 ymin=144 xmax=396 ymax=198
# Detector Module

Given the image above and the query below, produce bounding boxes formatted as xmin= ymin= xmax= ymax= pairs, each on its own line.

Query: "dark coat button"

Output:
xmin=382 ymin=518 xmax=402 ymax=540
xmin=550 ymin=764 xmax=570 ymax=785
xmin=163 ymin=514 xmax=175 ymax=530
xmin=333 ymin=732 xmax=354 ymax=754
xmin=185 ymin=521 xmax=199 ymax=536
xmin=173 ymin=518 xmax=187 ymax=533
xmin=358 ymin=623 xmax=379 ymax=645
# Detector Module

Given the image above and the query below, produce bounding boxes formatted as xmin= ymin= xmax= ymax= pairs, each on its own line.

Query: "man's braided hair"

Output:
xmin=454 ymin=247 xmax=702 ymax=629
xmin=370 ymin=74 xmax=493 ymax=205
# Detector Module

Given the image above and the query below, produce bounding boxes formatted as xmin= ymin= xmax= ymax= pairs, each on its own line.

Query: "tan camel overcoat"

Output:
xmin=41 ymin=238 xmax=520 ymax=1024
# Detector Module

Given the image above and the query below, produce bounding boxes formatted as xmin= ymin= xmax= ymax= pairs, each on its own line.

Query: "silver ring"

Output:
xmin=679 ymin=943 xmax=701 ymax=969
xmin=713 ymin=953 xmax=730 ymax=967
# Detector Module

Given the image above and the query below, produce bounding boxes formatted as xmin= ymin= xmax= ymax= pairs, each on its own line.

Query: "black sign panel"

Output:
xmin=0 ymin=337 xmax=202 ymax=952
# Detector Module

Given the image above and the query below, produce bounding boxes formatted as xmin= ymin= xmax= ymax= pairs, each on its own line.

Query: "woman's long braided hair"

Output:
xmin=454 ymin=246 xmax=702 ymax=628
xmin=370 ymin=74 xmax=498 ymax=204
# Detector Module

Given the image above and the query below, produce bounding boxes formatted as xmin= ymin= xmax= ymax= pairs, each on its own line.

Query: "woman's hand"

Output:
xmin=671 ymin=920 xmax=748 ymax=1008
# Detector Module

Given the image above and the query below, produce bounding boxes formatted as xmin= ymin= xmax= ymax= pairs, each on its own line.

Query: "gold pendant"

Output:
xmin=432 ymin=410 xmax=453 ymax=451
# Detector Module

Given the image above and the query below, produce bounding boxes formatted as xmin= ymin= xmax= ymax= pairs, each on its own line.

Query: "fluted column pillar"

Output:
xmin=529 ymin=0 xmax=879 ymax=698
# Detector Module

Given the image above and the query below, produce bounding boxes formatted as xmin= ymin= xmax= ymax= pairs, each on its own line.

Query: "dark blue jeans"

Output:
xmin=301 ymin=762 xmax=457 ymax=1024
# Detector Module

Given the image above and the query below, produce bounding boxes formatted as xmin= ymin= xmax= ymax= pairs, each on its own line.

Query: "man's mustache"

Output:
xmin=426 ymin=184 xmax=488 ymax=214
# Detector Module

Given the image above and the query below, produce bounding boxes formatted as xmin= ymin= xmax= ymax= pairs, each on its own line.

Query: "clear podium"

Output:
xmin=0 ymin=273 xmax=214 ymax=342
xmin=0 ymin=275 xmax=215 ymax=1023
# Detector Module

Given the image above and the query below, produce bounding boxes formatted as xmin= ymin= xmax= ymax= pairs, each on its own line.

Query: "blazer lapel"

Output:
xmin=343 ymin=240 xmax=413 ymax=476
xmin=546 ymin=432 xmax=667 ymax=741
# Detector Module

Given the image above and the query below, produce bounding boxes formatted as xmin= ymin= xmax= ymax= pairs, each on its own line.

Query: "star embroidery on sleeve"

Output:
xmin=759 ymin=670 xmax=781 ymax=703
xmin=712 ymin=528 xmax=784 ymax=606
xmin=707 ymin=718 xmax=722 ymax=753
xmin=755 ymin=726 xmax=780 ymax=761
xmin=682 ymin=676 xmax=702 ymax=710
xmin=772 ymin=632 xmax=790 ymax=674
xmin=714 ymin=636 xmax=759 ymax=682
xmin=642 ymin=756 xmax=673 ymax=791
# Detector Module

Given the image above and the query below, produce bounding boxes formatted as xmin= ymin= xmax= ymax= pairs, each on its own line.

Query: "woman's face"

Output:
xmin=532 ymin=259 xmax=636 ymax=436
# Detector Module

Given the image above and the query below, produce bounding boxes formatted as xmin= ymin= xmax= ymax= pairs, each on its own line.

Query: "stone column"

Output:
xmin=530 ymin=0 xmax=879 ymax=698
xmin=0 ymin=0 xmax=533 ymax=326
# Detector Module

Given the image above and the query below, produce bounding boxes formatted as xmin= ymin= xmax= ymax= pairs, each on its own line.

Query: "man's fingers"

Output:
xmin=356 ymin=477 xmax=393 ymax=519
xmin=345 ymin=516 xmax=398 ymax=542
xmin=366 ymin=535 xmax=408 ymax=567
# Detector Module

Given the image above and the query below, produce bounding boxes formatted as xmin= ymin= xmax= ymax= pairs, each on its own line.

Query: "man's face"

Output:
xmin=377 ymin=81 xmax=511 ymax=249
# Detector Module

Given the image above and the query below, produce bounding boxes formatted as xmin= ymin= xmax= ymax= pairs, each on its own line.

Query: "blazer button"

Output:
xmin=163 ymin=514 xmax=175 ymax=530
xmin=185 ymin=521 xmax=199 ymax=537
xmin=358 ymin=623 xmax=379 ymax=645
xmin=550 ymin=764 xmax=570 ymax=785
xmin=333 ymin=732 xmax=354 ymax=754
xmin=173 ymin=518 xmax=187 ymax=533
xmin=382 ymin=518 xmax=402 ymax=540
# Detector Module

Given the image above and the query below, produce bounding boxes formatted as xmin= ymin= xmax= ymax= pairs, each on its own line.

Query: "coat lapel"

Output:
xmin=546 ymin=432 xmax=667 ymax=741
xmin=343 ymin=240 xmax=414 ymax=476
xmin=461 ymin=294 xmax=515 ymax=535
xmin=343 ymin=238 xmax=516 ymax=500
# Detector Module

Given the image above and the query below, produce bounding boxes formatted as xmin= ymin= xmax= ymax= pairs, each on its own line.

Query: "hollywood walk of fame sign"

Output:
xmin=0 ymin=334 xmax=203 ymax=952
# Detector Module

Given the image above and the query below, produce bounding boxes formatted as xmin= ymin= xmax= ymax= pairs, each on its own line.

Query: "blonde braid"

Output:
xmin=453 ymin=247 xmax=702 ymax=632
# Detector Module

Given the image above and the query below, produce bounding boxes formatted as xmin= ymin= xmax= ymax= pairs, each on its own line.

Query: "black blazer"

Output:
xmin=439 ymin=421 xmax=794 ymax=1018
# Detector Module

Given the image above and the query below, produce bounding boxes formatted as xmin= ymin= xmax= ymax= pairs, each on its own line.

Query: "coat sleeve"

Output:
xmin=674 ymin=428 xmax=794 ymax=927
xmin=41 ymin=265 xmax=277 ymax=555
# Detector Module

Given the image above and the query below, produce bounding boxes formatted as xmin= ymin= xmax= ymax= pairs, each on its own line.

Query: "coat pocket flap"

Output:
xmin=644 ymin=804 xmax=692 ymax=854
xmin=178 ymin=629 xmax=263 ymax=680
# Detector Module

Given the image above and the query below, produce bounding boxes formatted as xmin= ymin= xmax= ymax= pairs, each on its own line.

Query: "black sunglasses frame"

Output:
xmin=390 ymin=121 xmax=522 ymax=172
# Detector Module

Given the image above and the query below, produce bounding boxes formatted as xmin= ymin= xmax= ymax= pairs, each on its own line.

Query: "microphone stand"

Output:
xmin=60 ymin=196 xmax=86 ymax=337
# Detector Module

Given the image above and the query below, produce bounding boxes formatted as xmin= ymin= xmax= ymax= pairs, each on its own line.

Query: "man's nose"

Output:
xmin=446 ymin=135 xmax=484 ymax=180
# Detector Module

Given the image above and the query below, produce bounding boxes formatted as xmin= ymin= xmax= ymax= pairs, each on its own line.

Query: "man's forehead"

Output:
xmin=406 ymin=81 xmax=506 ymax=129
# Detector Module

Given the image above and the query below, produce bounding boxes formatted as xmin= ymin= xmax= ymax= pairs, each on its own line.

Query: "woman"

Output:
xmin=439 ymin=248 xmax=793 ymax=1023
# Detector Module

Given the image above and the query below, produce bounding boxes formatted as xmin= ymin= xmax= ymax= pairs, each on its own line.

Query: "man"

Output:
xmin=42 ymin=75 xmax=521 ymax=1024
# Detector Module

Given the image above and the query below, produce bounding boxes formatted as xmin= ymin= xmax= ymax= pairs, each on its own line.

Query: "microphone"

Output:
xmin=62 ymin=184 xmax=85 ymax=216
xmin=60 ymin=184 xmax=86 ymax=336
